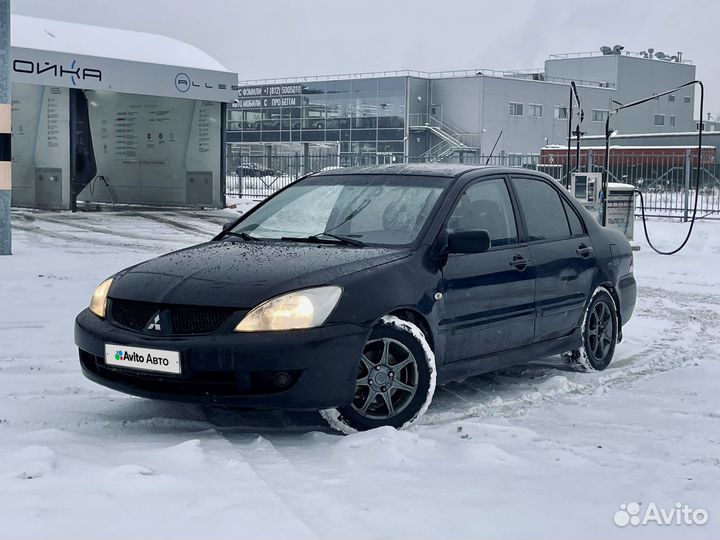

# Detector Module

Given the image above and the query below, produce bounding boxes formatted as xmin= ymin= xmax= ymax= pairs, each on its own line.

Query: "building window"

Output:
xmin=668 ymin=94 xmax=675 ymax=102
xmin=509 ymin=102 xmax=524 ymax=117
xmin=654 ymin=114 xmax=665 ymax=126
xmin=528 ymin=104 xmax=543 ymax=118
xmin=684 ymin=96 xmax=692 ymax=103
xmin=592 ymin=110 xmax=609 ymax=122
xmin=670 ymin=115 xmax=676 ymax=127
xmin=554 ymin=106 xmax=568 ymax=119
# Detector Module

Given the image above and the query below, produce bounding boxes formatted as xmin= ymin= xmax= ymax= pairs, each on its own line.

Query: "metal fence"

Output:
xmin=544 ymin=151 xmax=720 ymax=220
xmin=226 ymin=151 xmax=720 ymax=219
xmin=597 ymin=155 xmax=719 ymax=220
xmin=226 ymin=154 xmax=340 ymax=199
xmin=226 ymin=153 xmax=543 ymax=199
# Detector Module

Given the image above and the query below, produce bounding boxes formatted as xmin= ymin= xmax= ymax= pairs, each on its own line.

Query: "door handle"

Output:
xmin=510 ymin=254 xmax=531 ymax=271
xmin=576 ymin=244 xmax=594 ymax=258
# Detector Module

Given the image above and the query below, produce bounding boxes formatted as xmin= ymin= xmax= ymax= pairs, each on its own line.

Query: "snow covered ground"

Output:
xmin=0 ymin=208 xmax=718 ymax=539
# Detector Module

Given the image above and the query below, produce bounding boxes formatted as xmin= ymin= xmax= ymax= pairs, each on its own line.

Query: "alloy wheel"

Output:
xmin=586 ymin=300 xmax=614 ymax=364
xmin=351 ymin=337 xmax=419 ymax=420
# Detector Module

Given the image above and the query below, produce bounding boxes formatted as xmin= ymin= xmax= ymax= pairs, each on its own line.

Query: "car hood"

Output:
xmin=109 ymin=240 xmax=410 ymax=308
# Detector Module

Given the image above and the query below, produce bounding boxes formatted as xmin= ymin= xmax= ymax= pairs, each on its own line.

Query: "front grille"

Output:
xmin=110 ymin=299 xmax=235 ymax=334
xmin=111 ymin=300 xmax=158 ymax=331
xmin=170 ymin=307 xmax=235 ymax=334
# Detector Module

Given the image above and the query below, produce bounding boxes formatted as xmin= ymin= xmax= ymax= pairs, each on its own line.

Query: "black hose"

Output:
xmin=624 ymin=81 xmax=704 ymax=255
xmin=635 ymin=185 xmax=700 ymax=255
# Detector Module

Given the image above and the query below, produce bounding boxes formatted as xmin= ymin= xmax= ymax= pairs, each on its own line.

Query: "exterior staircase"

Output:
xmin=409 ymin=114 xmax=478 ymax=162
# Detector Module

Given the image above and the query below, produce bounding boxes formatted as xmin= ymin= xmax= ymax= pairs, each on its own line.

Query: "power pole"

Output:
xmin=0 ymin=0 xmax=11 ymax=255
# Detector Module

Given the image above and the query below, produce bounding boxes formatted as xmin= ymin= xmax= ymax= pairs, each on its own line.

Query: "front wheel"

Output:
xmin=563 ymin=288 xmax=618 ymax=371
xmin=321 ymin=316 xmax=436 ymax=434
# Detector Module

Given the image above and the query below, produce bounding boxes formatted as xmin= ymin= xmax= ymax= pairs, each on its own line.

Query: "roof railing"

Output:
xmin=549 ymin=50 xmax=693 ymax=64
xmin=238 ymin=69 xmax=614 ymax=89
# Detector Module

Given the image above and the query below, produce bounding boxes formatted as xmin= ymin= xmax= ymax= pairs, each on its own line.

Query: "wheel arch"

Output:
xmin=383 ymin=308 xmax=435 ymax=351
xmin=597 ymin=282 xmax=623 ymax=341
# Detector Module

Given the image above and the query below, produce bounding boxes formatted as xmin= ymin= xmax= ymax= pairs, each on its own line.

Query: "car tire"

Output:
xmin=320 ymin=316 xmax=436 ymax=434
xmin=563 ymin=287 xmax=618 ymax=372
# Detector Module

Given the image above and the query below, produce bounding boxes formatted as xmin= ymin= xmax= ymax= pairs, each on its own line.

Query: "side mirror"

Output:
xmin=447 ymin=229 xmax=491 ymax=254
xmin=222 ymin=220 xmax=235 ymax=231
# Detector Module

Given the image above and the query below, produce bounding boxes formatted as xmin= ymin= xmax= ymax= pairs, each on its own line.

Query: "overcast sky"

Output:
xmin=11 ymin=0 xmax=720 ymax=116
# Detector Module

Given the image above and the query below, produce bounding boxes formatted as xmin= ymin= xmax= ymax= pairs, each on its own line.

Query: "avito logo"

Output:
xmin=614 ymin=502 xmax=709 ymax=527
xmin=113 ymin=350 xmax=171 ymax=367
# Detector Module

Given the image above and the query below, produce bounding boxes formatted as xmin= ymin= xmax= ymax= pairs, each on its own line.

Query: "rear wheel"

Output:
xmin=564 ymin=288 xmax=618 ymax=371
xmin=321 ymin=316 xmax=436 ymax=434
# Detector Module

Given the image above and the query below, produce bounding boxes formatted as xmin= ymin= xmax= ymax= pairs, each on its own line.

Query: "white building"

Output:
xmin=10 ymin=15 xmax=237 ymax=210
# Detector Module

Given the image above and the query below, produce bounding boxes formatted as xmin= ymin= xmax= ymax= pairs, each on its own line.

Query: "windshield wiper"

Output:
xmin=281 ymin=232 xmax=365 ymax=247
xmin=310 ymin=232 xmax=365 ymax=247
xmin=223 ymin=231 xmax=258 ymax=241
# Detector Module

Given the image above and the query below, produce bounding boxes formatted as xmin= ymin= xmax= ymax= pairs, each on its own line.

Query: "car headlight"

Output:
xmin=89 ymin=277 xmax=113 ymax=318
xmin=235 ymin=286 xmax=342 ymax=332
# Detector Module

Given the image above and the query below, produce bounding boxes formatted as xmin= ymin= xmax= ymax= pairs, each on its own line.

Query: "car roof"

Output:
xmin=312 ymin=163 xmax=538 ymax=179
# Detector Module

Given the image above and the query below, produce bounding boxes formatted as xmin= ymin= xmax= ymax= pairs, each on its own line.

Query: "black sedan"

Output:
xmin=75 ymin=165 xmax=636 ymax=433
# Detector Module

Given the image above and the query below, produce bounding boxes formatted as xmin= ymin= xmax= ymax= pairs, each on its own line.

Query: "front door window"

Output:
xmin=447 ymin=178 xmax=518 ymax=248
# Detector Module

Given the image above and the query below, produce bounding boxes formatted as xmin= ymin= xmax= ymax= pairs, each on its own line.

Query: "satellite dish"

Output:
xmin=612 ymin=45 xmax=624 ymax=54
xmin=655 ymin=51 xmax=667 ymax=60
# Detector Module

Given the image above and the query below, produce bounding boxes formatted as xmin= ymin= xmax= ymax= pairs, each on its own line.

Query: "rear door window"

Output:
xmin=511 ymin=177 xmax=572 ymax=242
xmin=562 ymin=198 xmax=585 ymax=237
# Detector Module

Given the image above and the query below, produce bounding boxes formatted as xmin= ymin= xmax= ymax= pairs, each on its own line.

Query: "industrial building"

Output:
xmin=228 ymin=48 xmax=697 ymax=164
xmin=9 ymin=15 xmax=237 ymax=210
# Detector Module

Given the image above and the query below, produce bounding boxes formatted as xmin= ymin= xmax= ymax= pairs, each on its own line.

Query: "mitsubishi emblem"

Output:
xmin=146 ymin=312 xmax=162 ymax=331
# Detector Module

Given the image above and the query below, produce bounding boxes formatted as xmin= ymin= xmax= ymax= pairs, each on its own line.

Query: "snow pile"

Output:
xmin=0 ymin=208 xmax=719 ymax=539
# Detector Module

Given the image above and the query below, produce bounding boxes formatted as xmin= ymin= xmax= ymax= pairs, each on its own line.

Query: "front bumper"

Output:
xmin=75 ymin=309 xmax=369 ymax=410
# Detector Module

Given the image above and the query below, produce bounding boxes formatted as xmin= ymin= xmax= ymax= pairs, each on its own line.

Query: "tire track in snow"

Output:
xmin=12 ymin=210 xmax=220 ymax=252
xmin=11 ymin=223 xmax=179 ymax=252
xmin=422 ymin=284 xmax=718 ymax=426
xmin=188 ymin=434 xmax=321 ymax=538
xmin=176 ymin=210 xmax=234 ymax=226
xmin=27 ymin=213 xmax=191 ymax=243
xmin=130 ymin=213 xmax=219 ymax=237
xmin=216 ymin=433 xmax=362 ymax=537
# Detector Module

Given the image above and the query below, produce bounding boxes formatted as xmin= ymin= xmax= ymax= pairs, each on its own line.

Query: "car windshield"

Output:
xmin=227 ymin=174 xmax=450 ymax=246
